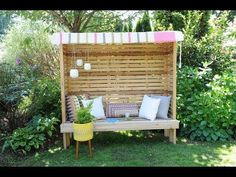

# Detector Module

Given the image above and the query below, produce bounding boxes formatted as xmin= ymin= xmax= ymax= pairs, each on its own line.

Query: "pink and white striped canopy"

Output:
xmin=50 ymin=31 xmax=184 ymax=45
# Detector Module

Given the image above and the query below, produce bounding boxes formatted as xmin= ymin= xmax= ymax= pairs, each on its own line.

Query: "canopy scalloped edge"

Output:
xmin=50 ymin=31 xmax=184 ymax=45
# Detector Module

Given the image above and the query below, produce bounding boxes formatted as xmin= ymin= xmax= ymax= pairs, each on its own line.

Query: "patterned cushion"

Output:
xmin=106 ymin=103 xmax=139 ymax=118
xmin=65 ymin=95 xmax=80 ymax=122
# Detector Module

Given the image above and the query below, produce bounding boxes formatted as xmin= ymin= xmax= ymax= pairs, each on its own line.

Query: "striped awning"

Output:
xmin=50 ymin=31 xmax=184 ymax=45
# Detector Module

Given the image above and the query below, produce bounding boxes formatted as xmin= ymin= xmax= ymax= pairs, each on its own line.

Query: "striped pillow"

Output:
xmin=66 ymin=95 xmax=80 ymax=122
xmin=106 ymin=103 xmax=139 ymax=118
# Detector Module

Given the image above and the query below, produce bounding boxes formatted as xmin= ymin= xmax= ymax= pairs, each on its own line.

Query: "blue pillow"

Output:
xmin=151 ymin=95 xmax=171 ymax=119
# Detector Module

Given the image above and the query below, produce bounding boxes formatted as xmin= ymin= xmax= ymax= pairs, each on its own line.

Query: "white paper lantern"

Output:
xmin=70 ymin=69 xmax=79 ymax=78
xmin=76 ymin=59 xmax=83 ymax=66
xmin=84 ymin=63 xmax=91 ymax=71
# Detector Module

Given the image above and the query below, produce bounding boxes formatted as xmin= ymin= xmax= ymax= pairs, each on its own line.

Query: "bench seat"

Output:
xmin=61 ymin=117 xmax=179 ymax=133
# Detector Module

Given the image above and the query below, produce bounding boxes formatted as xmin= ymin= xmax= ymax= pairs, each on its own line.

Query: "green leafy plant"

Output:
xmin=177 ymin=66 xmax=236 ymax=141
xmin=75 ymin=102 xmax=95 ymax=124
xmin=2 ymin=114 xmax=59 ymax=155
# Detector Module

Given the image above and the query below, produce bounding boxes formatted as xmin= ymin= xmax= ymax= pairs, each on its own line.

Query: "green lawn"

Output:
xmin=1 ymin=131 xmax=236 ymax=167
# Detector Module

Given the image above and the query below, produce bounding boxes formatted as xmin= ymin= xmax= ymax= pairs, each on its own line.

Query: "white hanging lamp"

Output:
xmin=76 ymin=51 xmax=83 ymax=67
xmin=84 ymin=49 xmax=91 ymax=71
xmin=70 ymin=46 xmax=79 ymax=78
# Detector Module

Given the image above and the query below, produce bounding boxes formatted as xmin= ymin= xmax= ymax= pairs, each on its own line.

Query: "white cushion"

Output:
xmin=82 ymin=96 xmax=106 ymax=119
xmin=139 ymin=95 xmax=161 ymax=121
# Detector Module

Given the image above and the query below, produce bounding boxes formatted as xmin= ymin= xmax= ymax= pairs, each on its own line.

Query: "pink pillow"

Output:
xmin=106 ymin=103 xmax=139 ymax=118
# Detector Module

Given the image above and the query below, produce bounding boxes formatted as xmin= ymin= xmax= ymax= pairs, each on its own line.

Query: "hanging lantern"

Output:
xmin=84 ymin=63 xmax=91 ymax=71
xmin=76 ymin=59 xmax=83 ymax=66
xmin=70 ymin=69 xmax=79 ymax=78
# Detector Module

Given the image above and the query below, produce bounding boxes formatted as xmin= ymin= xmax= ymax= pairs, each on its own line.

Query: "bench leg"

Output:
xmin=76 ymin=141 xmax=79 ymax=160
xmin=63 ymin=133 xmax=71 ymax=149
xmin=169 ymin=129 xmax=176 ymax=144
xmin=66 ymin=133 xmax=71 ymax=147
xmin=164 ymin=129 xmax=170 ymax=137
xmin=88 ymin=140 xmax=92 ymax=157
xmin=63 ymin=133 xmax=67 ymax=149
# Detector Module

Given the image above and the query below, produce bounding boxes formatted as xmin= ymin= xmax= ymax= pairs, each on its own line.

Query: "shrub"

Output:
xmin=177 ymin=66 xmax=236 ymax=141
xmin=26 ymin=77 xmax=61 ymax=118
xmin=2 ymin=19 xmax=59 ymax=78
xmin=0 ymin=62 xmax=31 ymax=132
xmin=2 ymin=114 xmax=59 ymax=155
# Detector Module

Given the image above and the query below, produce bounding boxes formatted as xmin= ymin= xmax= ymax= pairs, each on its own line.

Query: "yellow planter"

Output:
xmin=73 ymin=122 xmax=93 ymax=142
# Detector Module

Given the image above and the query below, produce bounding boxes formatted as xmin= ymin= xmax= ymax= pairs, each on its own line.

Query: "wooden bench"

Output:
xmin=61 ymin=117 xmax=179 ymax=146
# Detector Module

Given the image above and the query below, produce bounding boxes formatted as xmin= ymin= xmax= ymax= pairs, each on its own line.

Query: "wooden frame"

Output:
xmin=60 ymin=42 xmax=179 ymax=149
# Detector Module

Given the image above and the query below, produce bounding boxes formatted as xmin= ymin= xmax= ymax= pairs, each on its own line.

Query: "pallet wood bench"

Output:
xmin=61 ymin=117 xmax=179 ymax=146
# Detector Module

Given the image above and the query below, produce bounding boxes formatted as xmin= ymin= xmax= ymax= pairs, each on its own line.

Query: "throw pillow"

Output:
xmin=65 ymin=95 xmax=80 ymax=122
xmin=139 ymin=95 xmax=161 ymax=121
xmin=82 ymin=96 xmax=106 ymax=119
xmin=151 ymin=95 xmax=171 ymax=119
xmin=106 ymin=103 xmax=139 ymax=118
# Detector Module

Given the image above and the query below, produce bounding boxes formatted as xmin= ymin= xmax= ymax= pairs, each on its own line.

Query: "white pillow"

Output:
xmin=139 ymin=95 xmax=161 ymax=121
xmin=82 ymin=96 xmax=106 ymax=119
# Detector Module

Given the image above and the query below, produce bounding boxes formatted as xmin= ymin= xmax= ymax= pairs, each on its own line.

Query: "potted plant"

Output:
xmin=73 ymin=103 xmax=95 ymax=142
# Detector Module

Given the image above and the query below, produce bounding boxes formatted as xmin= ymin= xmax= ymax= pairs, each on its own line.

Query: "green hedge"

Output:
xmin=177 ymin=66 xmax=236 ymax=141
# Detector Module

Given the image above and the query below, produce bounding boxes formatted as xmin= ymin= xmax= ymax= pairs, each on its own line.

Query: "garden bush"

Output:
xmin=0 ymin=59 xmax=60 ymax=134
xmin=177 ymin=66 xmax=236 ymax=141
xmin=26 ymin=77 xmax=61 ymax=118
xmin=2 ymin=114 xmax=59 ymax=155
xmin=2 ymin=20 xmax=59 ymax=78
xmin=0 ymin=62 xmax=32 ymax=132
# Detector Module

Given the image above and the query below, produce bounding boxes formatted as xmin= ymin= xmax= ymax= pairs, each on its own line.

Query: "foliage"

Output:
xmin=0 ymin=13 xmax=12 ymax=38
xmin=177 ymin=66 xmax=236 ymax=141
xmin=5 ymin=10 xmax=139 ymax=33
xmin=0 ymin=62 xmax=32 ymax=132
xmin=75 ymin=103 xmax=94 ymax=124
xmin=2 ymin=114 xmax=59 ymax=155
xmin=26 ymin=77 xmax=61 ymax=118
xmin=0 ymin=60 xmax=60 ymax=133
xmin=152 ymin=10 xmax=233 ymax=74
xmin=123 ymin=17 xmax=133 ymax=32
xmin=135 ymin=11 xmax=152 ymax=32
xmin=2 ymin=20 xmax=59 ymax=78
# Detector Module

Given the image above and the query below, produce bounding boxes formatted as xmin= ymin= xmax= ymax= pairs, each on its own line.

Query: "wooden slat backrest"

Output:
xmin=62 ymin=43 xmax=175 ymax=117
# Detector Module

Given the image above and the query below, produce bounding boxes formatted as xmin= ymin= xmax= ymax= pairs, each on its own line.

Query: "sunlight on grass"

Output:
xmin=119 ymin=131 xmax=133 ymax=137
xmin=215 ymin=145 xmax=236 ymax=166
xmin=42 ymin=160 xmax=50 ymax=167
xmin=48 ymin=147 xmax=62 ymax=154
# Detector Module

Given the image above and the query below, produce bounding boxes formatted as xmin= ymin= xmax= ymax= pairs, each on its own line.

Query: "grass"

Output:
xmin=1 ymin=130 xmax=236 ymax=167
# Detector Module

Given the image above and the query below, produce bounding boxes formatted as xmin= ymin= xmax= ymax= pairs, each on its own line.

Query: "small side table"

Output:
xmin=75 ymin=139 xmax=92 ymax=160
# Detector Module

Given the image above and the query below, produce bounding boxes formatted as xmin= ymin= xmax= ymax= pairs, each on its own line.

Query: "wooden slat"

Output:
xmin=60 ymin=118 xmax=179 ymax=133
xmin=171 ymin=43 xmax=177 ymax=119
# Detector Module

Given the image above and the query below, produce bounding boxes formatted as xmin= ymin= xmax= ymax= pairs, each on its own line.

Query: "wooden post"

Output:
xmin=59 ymin=35 xmax=67 ymax=149
xmin=172 ymin=42 xmax=177 ymax=120
xmin=164 ymin=129 xmax=170 ymax=137
xmin=168 ymin=42 xmax=177 ymax=144
xmin=169 ymin=129 xmax=176 ymax=144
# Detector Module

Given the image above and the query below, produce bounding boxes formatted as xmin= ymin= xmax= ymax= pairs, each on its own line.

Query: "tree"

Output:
xmin=113 ymin=18 xmax=124 ymax=32
xmin=135 ymin=11 xmax=152 ymax=32
xmin=0 ymin=13 xmax=12 ymax=37
xmin=5 ymin=10 xmax=139 ymax=33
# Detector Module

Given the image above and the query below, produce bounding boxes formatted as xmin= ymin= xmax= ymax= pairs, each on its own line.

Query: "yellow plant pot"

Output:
xmin=73 ymin=122 xmax=93 ymax=142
